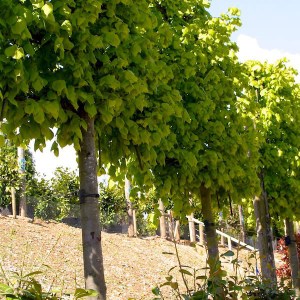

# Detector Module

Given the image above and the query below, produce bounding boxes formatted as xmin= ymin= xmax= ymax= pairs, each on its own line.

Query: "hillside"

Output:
xmin=0 ymin=216 xmax=255 ymax=299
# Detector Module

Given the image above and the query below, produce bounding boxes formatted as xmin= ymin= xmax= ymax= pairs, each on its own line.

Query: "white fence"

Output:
xmin=188 ymin=217 xmax=258 ymax=252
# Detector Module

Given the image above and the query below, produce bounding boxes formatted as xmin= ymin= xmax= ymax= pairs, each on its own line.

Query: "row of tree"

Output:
xmin=1 ymin=0 xmax=300 ymax=299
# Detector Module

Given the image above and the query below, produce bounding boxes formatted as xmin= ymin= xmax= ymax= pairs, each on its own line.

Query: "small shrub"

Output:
xmin=0 ymin=269 xmax=97 ymax=299
xmin=151 ymin=246 xmax=295 ymax=299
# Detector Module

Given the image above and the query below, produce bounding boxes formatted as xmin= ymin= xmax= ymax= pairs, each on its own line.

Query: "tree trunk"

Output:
xmin=78 ymin=113 xmax=106 ymax=300
xmin=238 ymin=205 xmax=246 ymax=243
xmin=125 ymin=177 xmax=135 ymax=237
xmin=285 ymin=218 xmax=300 ymax=297
xmin=158 ymin=199 xmax=166 ymax=239
xmin=11 ymin=187 xmax=16 ymax=219
xmin=18 ymin=147 xmax=26 ymax=217
xmin=253 ymin=174 xmax=277 ymax=286
xmin=200 ymin=184 xmax=220 ymax=275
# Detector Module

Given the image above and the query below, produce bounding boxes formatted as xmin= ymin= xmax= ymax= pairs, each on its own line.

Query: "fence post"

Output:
xmin=133 ymin=209 xmax=137 ymax=236
xmin=228 ymin=236 xmax=232 ymax=250
xmin=188 ymin=214 xmax=196 ymax=243
xmin=199 ymin=223 xmax=204 ymax=245
xmin=168 ymin=210 xmax=174 ymax=240
xmin=220 ymin=229 xmax=225 ymax=246
xmin=11 ymin=187 xmax=16 ymax=219
xmin=174 ymin=220 xmax=180 ymax=242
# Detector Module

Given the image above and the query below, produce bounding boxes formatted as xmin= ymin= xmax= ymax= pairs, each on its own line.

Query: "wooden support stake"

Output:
xmin=199 ymin=223 xmax=204 ymax=245
xmin=188 ymin=214 xmax=196 ymax=243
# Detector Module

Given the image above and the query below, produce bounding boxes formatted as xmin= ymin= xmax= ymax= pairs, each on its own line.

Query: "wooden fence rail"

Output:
xmin=189 ymin=217 xmax=257 ymax=252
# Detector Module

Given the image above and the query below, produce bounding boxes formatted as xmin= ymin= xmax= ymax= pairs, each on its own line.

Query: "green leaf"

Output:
xmin=43 ymin=101 xmax=60 ymax=119
xmin=33 ymin=107 xmax=45 ymax=124
xmin=31 ymin=0 xmax=44 ymax=9
xmin=41 ymin=3 xmax=53 ymax=17
xmin=104 ymin=32 xmax=120 ymax=47
xmin=25 ymin=100 xmax=36 ymax=114
xmin=51 ymin=141 xmax=59 ymax=157
xmin=74 ymin=288 xmax=98 ymax=299
xmin=52 ymin=80 xmax=66 ymax=95
xmin=152 ymin=287 xmax=160 ymax=296
xmin=221 ymin=250 xmax=235 ymax=257
xmin=84 ymin=104 xmax=97 ymax=118
xmin=32 ymin=76 xmax=47 ymax=92
xmin=124 ymin=70 xmax=138 ymax=83
xmin=0 ymin=283 xmax=14 ymax=294
xmin=179 ymin=269 xmax=193 ymax=276
xmin=99 ymin=75 xmax=120 ymax=90
xmin=185 ymin=152 xmax=197 ymax=167
xmin=13 ymin=48 xmax=24 ymax=60
xmin=54 ymin=37 xmax=64 ymax=52
xmin=61 ymin=20 xmax=72 ymax=36
xmin=23 ymin=271 xmax=43 ymax=278
xmin=23 ymin=42 xmax=35 ymax=56
xmin=4 ymin=45 xmax=17 ymax=57
xmin=116 ymin=117 xmax=125 ymax=129
xmin=11 ymin=18 xmax=26 ymax=35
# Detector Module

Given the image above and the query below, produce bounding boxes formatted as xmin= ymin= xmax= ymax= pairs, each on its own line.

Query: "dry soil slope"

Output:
xmin=0 ymin=216 xmax=254 ymax=299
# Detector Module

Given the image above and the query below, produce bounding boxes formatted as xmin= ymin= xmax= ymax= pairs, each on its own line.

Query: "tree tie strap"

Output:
xmin=79 ymin=189 xmax=100 ymax=204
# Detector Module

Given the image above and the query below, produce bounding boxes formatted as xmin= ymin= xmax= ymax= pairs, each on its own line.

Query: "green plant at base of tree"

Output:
xmin=151 ymin=248 xmax=294 ymax=300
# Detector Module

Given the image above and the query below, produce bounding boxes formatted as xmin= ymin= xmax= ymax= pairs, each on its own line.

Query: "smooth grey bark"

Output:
xmin=78 ymin=113 xmax=106 ymax=300
xmin=285 ymin=218 xmax=300 ymax=297
xmin=200 ymin=184 xmax=225 ymax=299
xmin=158 ymin=199 xmax=166 ymax=239
xmin=18 ymin=147 xmax=26 ymax=217
xmin=253 ymin=174 xmax=277 ymax=286
xmin=125 ymin=176 xmax=135 ymax=237
xmin=200 ymin=184 xmax=220 ymax=275
xmin=238 ymin=205 xmax=246 ymax=243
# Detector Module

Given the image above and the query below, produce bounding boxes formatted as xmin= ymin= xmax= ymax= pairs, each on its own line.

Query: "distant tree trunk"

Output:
xmin=253 ymin=173 xmax=277 ymax=286
xmin=11 ymin=187 xmax=16 ymax=219
xmin=285 ymin=218 xmax=300 ymax=297
xmin=125 ymin=176 xmax=135 ymax=237
xmin=18 ymin=147 xmax=26 ymax=217
xmin=78 ymin=113 xmax=106 ymax=300
xmin=200 ymin=184 xmax=220 ymax=275
xmin=238 ymin=205 xmax=246 ymax=243
xmin=159 ymin=199 xmax=166 ymax=239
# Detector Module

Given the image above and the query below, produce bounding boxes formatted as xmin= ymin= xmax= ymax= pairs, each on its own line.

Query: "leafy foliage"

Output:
xmin=99 ymin=182 xmax=126 ymax=230
xmin=153 ymin=249 xmax=294 ymax=299
xmin=243 ymin=60 xmax=300 ymax=219
xmin=0 ymin=274 xmax=97 ymax=300
xmin=0 ymin=141 xmax=35 ymax=207
xmin=28 ymin=167 xmax=79 ymax=220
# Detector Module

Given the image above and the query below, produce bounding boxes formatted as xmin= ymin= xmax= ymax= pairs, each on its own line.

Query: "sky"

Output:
xmin=31 ymin=1 xmax=300 ymax=178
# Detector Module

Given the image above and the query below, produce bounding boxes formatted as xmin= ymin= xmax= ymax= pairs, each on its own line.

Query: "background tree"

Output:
xmin=243 ymin=59 xmax=300 ymax=287
xmin=28 ymin=167 xmax=79 ymax=220
xmin=139 ymin=3 xmax=259 ymax=279
xmin=0 ymin=140 xmax=35 ymax=214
